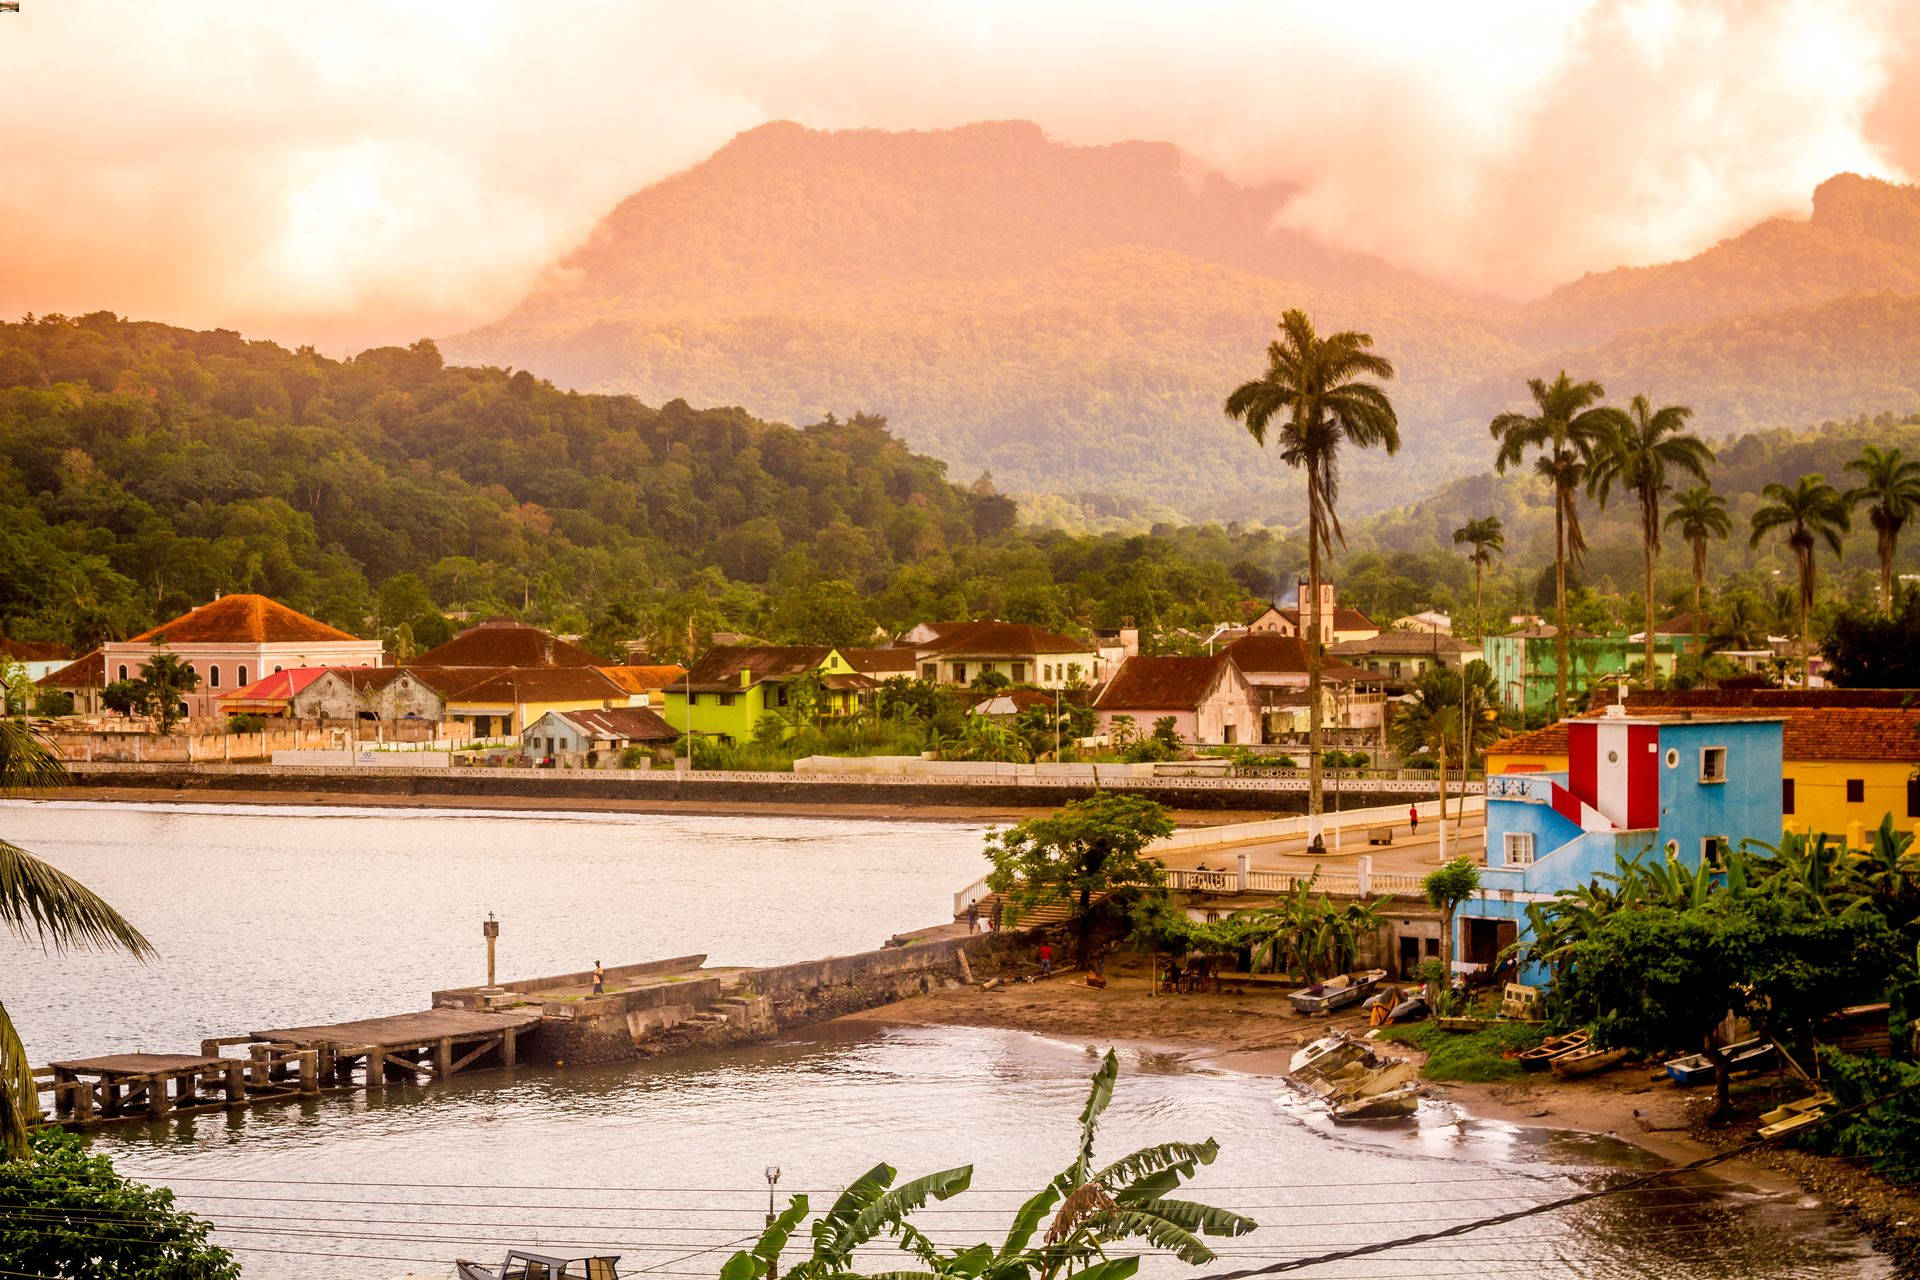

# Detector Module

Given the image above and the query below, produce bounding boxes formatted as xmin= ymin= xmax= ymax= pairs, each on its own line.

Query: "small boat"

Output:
xmin=1289 ymin=968 xmax=1386 ymax=1015
xmin=1550 ymin=1045 xmax=1630 ymax=1078
xmin=1435 ymin=1015 xmax=1494 ymax=1033
xmin=1664 ymin=1037 xmax=1776 ymax=1086
xmin=457 ymin=1250 xmax=621 ymax=1279
xmin=1289 ymin=1032 xmax=1368 ymax=1076
xmin=1516 ymin=1031 xmax=1588 ymax=1072
xmin=1332 ymin=1081 xmax=1423 ymax=1121
xmin=1757 ymin=1091 xmax=1833 ymax=1139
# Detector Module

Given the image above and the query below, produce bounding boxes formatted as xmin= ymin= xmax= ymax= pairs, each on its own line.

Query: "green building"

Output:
xmin=660 ymin=646 xmax=874 ymax=744
xmin=1481 ymin=628 xmax=1687 ymax=716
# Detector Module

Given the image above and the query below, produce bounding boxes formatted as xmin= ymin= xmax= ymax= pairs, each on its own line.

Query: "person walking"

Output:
xmin=991 ymin=898 xmax=1004 ymax=933
xmin=1409 ymin=804 xmax=1420 ymax=834
xmin=1037 ymin=942 xmax=1053 ymax=977
xmin=591 ymin=960 xmax=605 ymax=995
xmin=967 ymin=901 xmax=980 ymax=934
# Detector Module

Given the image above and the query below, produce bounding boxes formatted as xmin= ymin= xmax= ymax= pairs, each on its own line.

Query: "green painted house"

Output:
xmin=660 ymin=646 xmax=876 ymax=744
xmin=1481 ymin=628 xmax=1685 ymax=715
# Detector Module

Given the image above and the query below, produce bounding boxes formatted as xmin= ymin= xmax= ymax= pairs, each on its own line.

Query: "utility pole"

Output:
xmin=481 ymin=912 xmax=501 ymax=993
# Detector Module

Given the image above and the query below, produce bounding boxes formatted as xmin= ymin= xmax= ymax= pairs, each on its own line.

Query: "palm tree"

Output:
xmin=1450 ymin=516 xmax=1504 ymax=635
xmin=1226 ymin=310 xmax=1398 ymax=826
xmin=1586 ymin=395 xmax=1713 ymax=680
xmin=1489 ymin=373 xmax=1623 ymax=716
xmin=1664 ymin=486 xmax=1732 ymax=636
xmin=1843 ymin=445 xmax=1920 ymax=614
xmin=2 ymin=721 xmax=153 ymax=1157
xmin=1749 ymin=475 xmax=1851 ymax=688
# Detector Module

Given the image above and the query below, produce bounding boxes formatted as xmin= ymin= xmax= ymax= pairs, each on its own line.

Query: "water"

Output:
xmin=0 ymin=803 xmax=1892 ymax=1280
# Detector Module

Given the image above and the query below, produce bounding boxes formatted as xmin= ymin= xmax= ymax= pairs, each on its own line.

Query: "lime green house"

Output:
xmin=660 ymin=645 xmax=877 ymax=743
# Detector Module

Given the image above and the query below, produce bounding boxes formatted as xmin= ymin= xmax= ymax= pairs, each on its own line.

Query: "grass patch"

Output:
xmin=1376 ymin=1020 xmax=1549 ymax=1083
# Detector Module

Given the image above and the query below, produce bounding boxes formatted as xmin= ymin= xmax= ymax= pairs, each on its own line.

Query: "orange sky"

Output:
xmin=2 ymin=1 xmax=1916 ymax=353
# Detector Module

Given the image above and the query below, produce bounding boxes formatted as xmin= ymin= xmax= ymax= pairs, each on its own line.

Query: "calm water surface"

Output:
xmin=0 ymin=803 xmax=1892 ymax=1280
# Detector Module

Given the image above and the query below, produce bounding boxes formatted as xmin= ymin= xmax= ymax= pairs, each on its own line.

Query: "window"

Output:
xmin=952 ymin=663 xmax=967 ymax=683
xmin=237 ymin=666 xmax=248 ymax=686
xmin=208 ymin=665 xmax=220 ymax=689
xmin=117 ymin=664 xmax=128 ymax=681
xmin=1699 ymin=746 xmax=1727 ymax=783
xmin=1701 ymin=836 xmax=1730 ymax=870
xmin=922 ymin=663 xmax=937 ymax=680
xmin=1846 ymin=778 xmax=1865 ymax=804
xmin=1067 ymin=663 xmax=1083 ymax=682
xmin=1011 ymin=662 xmax=1026 ymax=682
xmin=1223 ymin=724 xmax=1236 ymax=745
xmin=1502 ymin=832 xmax=1535 ymax=865
xmin=273 ymin=665 xmax=283 ymax=673
xmin=981 ymin=662 xmax=995 ymax=675
xmin=1908 ymin=776 xmax=1920 ymax=819
xmin=718 ymin=692 xmax=736 ymax=707
xmin=1783 ymin=776 xmax=1796 ymax=815
xmin=687 ymin=693 xmax=699 ymax=706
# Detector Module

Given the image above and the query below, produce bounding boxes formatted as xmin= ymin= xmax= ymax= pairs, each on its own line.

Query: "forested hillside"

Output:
xmin=448 ymin=124 xmax=1920 ymax=525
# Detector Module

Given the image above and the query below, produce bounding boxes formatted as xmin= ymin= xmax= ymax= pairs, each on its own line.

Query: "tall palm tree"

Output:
xmin=1749 ymin=475 xmax=1851 ymax=688
xmin=1450 ymin=515 xmax=1504 ymax=635
xmin=1586 ymin=395 xmax=1713 ymax=680
xmin=1226 ymin=310 xmax=1398 ymax=826
xmin=1 ymin=721 xmax=153 ymax=1157
xmin=1664 ymin=486 xmax=1732 ymax=627
xmin=1489 ymin=372 xmax=1623 ymax=716
xmin=1843 ymin=445 xmax=1920 ymax=614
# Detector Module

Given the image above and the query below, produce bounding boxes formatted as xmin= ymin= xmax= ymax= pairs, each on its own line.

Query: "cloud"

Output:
xmin=0 ymin=0 xmax=1911 ymax=350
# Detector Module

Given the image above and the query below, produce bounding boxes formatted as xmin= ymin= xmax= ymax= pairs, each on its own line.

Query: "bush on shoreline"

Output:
xmin=1377 ymin=1021 xmax=1547 ymax=1082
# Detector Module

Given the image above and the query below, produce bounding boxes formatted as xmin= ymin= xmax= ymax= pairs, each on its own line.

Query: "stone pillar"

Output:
xmin=1236 ymin=853 xmax=1251 ymax=893
xmin=297 ymin=1050 xmax=320 ymax=1096
xmin=249 ymin=1044 xmax=273 ymax=1090
xmin=224 ymin=1062 xmax=246 ymax=1105
xmin=147 ymin=1076 xmax=170 ymax=1120
xmin=1357 ymin=855 xmax=1372 ymax=897
xmin=72 ymin=1080 xmax=94 ymax=1124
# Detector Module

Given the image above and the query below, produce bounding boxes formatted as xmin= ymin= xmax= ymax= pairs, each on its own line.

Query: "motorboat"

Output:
xmin=456 ymin=1251 xmax=621 ymax=1279
xmin=1516 ymin=1031 xmax=1588 ymax=1072
xmin=1550 ymin=1044 xmax=1630 ymax=1078
xmin=1332 ymin=1079 xmax=1423 ymax=1121
xmin=1289 ymin=1031 xmax=1369 ymax=1076
xmin=1287 ymin=1042 xmax=1422 ymax=1119
xmin=1289 ymin=968 xmax=1386 ymax=1015
xmin=1664 ymin=1037 xmax=1776 ymax=1087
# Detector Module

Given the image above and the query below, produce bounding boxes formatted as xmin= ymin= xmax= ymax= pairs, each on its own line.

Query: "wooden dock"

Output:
xmin=247 ymin=1008 xmax=538 ymax=1087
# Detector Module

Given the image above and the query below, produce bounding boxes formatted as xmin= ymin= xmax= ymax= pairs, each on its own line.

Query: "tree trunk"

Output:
xmin=1643 ymin=498 xmax=1657 ymax=682
xmin=1076 ymin=883 xmax=1092 ymax=972
xmin=1691 ymin=538 xmax=1705 ymax=659
xmin=1881 ymin=528 xmax=1895 ymax=616
xmin=1704 ymin=1041 xmax=1732 ymax=1119
xmin=1554 ymin=495 xmax=1568 ymax=716
xmin=1800 ymin=548 xmax=1814 ymax=689
xmin=1438 ymin=731 xmax=1449 ymax=830
xmin=1473 ymin=560 xmax=1484 ymax=636
xmin=1307 ymin=497 xmax=1324 ymax=823
xmin=1437 ymin=905 xmax=1456 ymax=1014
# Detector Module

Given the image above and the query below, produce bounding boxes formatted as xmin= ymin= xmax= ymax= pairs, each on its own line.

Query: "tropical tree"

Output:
xmin=720 ymin=1050 xmax=1255 ymax=1280
xmin=1749 ymin=475 xmax=1851 ymax=687
xmin=1489 ymin=373 xmax=1623 ymax=715
xmin=1843 ymin=445 xmax=1920 ymax=614
xmin=1664 ymin=485 xmax=1732 ymax=641
xmin=136 ymin=651 xmax=199 ymax=734
xmin=1223 ymin=876 xmax=1388 ymax=981
xmin=985 ymin=794 xmax=1176 ymax=970
xmin=1586 ymin=395 xmax=1713 ymax=679
xmin=1422 ymin=857 xmax=1481 ymax=1010
xmin=1450 ymin=516 xmax=1504 ymax=636
xmin=1225 ymin=309 xmax=1399 ymax=827
xmin=1388 ymin=663 xmax=1500 ymax=824
xmin=2 ymin=722 xmax=154 ymax=1158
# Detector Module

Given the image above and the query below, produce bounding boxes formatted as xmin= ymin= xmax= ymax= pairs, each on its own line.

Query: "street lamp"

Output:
xmin=764 ymin=1165 xmax=781 ymax=1222
xmin=482 ymin=912 xmax=500 ymax=991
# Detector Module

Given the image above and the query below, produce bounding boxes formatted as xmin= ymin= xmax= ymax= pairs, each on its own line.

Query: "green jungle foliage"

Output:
xmin=1374 ymin=1021 xmax=1547 ymax=1083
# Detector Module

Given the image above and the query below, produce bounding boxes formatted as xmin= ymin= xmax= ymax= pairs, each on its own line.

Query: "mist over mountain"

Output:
xmin=447 ymin=123 xmax=1920 ymax=525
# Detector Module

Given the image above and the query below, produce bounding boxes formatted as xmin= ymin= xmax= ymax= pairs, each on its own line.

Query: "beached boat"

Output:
xmin=1435 ymin=1015 xmax=1495 ymax=1033
xmin=457 ymin=1250 xmax=620 ymax=1279
xmin=1288 ymin=1032 xmax=1369 ymax=1076
xmin=1757 ymin=1092 xmax=1833 ymax=1139
xmin=1664 ymin=1037 xmax=1776 ymax=1087
xmin=1332 ymin=1080 xmax=1422 ymax=1121
xmin=1325 ymin=1059 xmax=1422 ymax=1121
xmin=1550 ymin=1044 xmax=1629 ymax=1078
xmin=1289 ymin=969 xmax=1386 ymax=1015
xmin=1516 ymin=1031 xmax=1588 ymax=1072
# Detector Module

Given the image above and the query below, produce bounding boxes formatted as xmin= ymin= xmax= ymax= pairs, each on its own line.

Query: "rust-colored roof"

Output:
xmin=128 ymin=594 xmax=363 ymax=646
xmin=597 ymin=664 xmax=688 ymax=694
xmin=679 ymin=645 xmax=832 ymax=692
xmin=1224 ymin=633 xmax=1371 ymax=682
xmin=1333 ymin=630 xmax=1474 ymax=656
xmin=37 ymin=649 xmax=104 ymax=688
xmin=408 ymin=665 xmax=623 ymax=705
xmin=1094 ymin=655 xmax=1235 ymax=712
xmin=541 ymin=706 xmax=680 ymax=743
xmin=841 ymin=647 xmax=920 ymax=676
xmin=1488 ymin=700 xmax=1920 ymax=764
xmin=220 ymin=667 xmax=331 ymax=703
xmin=412 ymin=618 xmax=604 ymax=668
xmin=3 ymin=637 xmax=75 ymax=662
xmin=912 ymin=620 xmax=1090 ymax=656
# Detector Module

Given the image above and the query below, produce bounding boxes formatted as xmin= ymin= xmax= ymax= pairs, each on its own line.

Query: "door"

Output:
xmin=1397 ymin=935 xmax=1420 ymax=978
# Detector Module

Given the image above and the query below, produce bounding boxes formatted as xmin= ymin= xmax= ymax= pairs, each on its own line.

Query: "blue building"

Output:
xmin=1462 ymin=710 xmax=1784 ymax=982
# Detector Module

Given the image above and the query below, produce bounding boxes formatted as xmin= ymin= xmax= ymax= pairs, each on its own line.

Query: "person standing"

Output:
xmin=1038 ymin=942 xmax=1053 ymax=977
xmin=591 ymin=960 xmax=605 ymax=995
xmin=967 ymin=901 xmax=980 ymax=934
xmin=1409 ymin=803 xmax=1420 ymax=834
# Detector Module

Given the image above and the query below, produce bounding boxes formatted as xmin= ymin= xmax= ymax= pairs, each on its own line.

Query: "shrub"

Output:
xmin=1374 ymin=1020 xmax=1546 ymax=1083
xmin=225 ymin=713 xmax=266 ymax=734
xmin=33 ymin=689 xmax=74 ymax=716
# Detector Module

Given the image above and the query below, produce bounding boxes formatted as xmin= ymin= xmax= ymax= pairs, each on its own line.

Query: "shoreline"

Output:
xmin=21 ymin=784 xmax=1292 ymax=827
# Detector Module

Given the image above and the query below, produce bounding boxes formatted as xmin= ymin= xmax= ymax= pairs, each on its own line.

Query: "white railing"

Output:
xmin=1154 ymin=796 xmax=1484 ymax=854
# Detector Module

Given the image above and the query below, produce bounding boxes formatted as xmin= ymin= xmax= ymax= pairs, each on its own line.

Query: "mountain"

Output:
xmin=449 ymin=126 xmax=1920 ymax=524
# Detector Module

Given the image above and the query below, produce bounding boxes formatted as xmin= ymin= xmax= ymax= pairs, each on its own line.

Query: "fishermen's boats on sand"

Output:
xmin=457 ymin=1251 xmax=620 ymax=1279
xmin=1517 ymin=1030 xmax=1589 ymax=1072
xmin=1664 ymin=1037 xmax=1776 ymax=1086
xmin=1289 ymin=969 xmax=1387 ymax=1015
xmin=1550 ymin=1044 xmax=1630 ymax=1078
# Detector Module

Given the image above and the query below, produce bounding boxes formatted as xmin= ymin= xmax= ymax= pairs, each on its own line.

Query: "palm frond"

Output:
xmin=0 ymin=839 xmax=154 ymax=956
xmin=1095 ymin=1138 xmax=1219 ymax=1191
xmin=0 ymin=720 xmax=67 ymax=794
xmin=1112 ymin=1196 xmax=1257 ymax=1240
xmin=1075 ymin=1049 xmax=1119 ymax=1178
xmin=1 ymin=997 xmax=38 ymax=1160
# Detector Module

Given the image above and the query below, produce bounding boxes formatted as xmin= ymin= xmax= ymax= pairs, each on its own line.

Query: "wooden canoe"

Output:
xmin=1550 ymin=1045 xmax=1629 ymax=1078
xmin=1517 ymin=1030 xmax=1588 ymax=1071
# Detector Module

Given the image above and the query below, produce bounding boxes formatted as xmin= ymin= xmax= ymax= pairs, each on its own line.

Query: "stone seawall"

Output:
xmin=56 ymin=762 xmax=1443 ymax=814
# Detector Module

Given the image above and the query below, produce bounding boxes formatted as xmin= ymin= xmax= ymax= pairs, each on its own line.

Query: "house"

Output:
xmin=1479 ymin=629 xmax=1679 ymax=715
xmin=1468 ymin=709 xmax=1785 ymax=982
xmin=900 ymin=621 xmax=1098 ymax=689
xmin=102 ymin=594 xmax=385 ymax=721
xmin=595 ymin=665 xmax=688 ymax=707
xmin=1487 ymin=689 xmax=1920 ymax=847
xmin=660 ymin=646 xmax=875 ymax=744
xmin=2 ymin=638 xmax=77 ymax=682
xmin=972 ymin=688 xmax=1058 ymax=719
xmin=1328 ymin=630 xmax=1481 ymax=694
xmin=285 ymin=667 xmax=449 ymax=722
xmin=1221 ymin=633 xmax=1382 ymax=739
xmin=1091 ymin=626 xmax=1141 ymax=678
xmin=411 ymin=666 xmax=629 ymax=739
xmin=1390 ymin=610 xmax=1453 ymax=635
xmin=841 ymin=648 xmax=920 ymax=682
xmin=521 ymin=707 xmax=679 ymax=766
xmin=414 ymin=618 xmax=604 ymax=668
xmin=1246 ymin=581 xmax=1379 ymax=646
xmin=34 ymin=649 xmax=104 ymax=715
xmin=1092 ymin=655 xmax=1260 ymax=746
xmin=219 ymin=667 xmax=332 ymax=717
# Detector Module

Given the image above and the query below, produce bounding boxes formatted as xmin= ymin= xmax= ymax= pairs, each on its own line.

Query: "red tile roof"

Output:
xmin=543 ymin=706 xmax=680 ymax=742
xmin=912 ymin=620 xmax=1089 ymax=656
xmin=841 ymin=647 xmax=920 ymax=676
xmin=597 ymin=665 xmax=688 ymax=695
xmin=679 ymin=645 xmax=832 ymax=692
xmin=2 ymin=637 xmax=76 ymax=662
xmin=37 ymin=649 xmax=104 ymax=689
xmin=413 ymin=619 xmax=605 ymax=668
xmin=1224 ymin=634 xmax=1372 ymax=682
xmin=1094 ymin=655 xmax=1234 ymax=712
xmin=408 ymin=665 xmax=624 ymax=704
xmin=1488 ymin=698 xmax=1920 ymax=764
xmin=220 ymin=667 xmax=332 ymax=704
xmin=129 ymin=594 xmax=362 ymax=645
xmin=1332 ymin=631 xmax=1475 ymax=656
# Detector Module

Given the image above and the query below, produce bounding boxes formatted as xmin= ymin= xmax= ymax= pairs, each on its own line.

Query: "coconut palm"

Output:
xmin=1586 ymin=395 xmax=1713 ymax=680
xmin=1226 ymin=310 xmax=1398 ymax=826
xmin=1749 ymin=475 xmax=1850 ymax=688
xmin=1 ymin=721 xmax=153 ymax=1158
xmin=1450 ymin=515 xmax=1504 ymax=636
xmin=1664 ymin=486 xmax=1732 ymax=639
xmin=1843 ymin=445 xmax=1920 ymax=614
xmin=1489 ymin=373 xmax=1624 ymax=715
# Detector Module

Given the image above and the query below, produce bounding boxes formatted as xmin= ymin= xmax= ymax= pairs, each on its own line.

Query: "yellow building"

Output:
xmin=1488 ymin=696 xmax=1920 ymax=849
